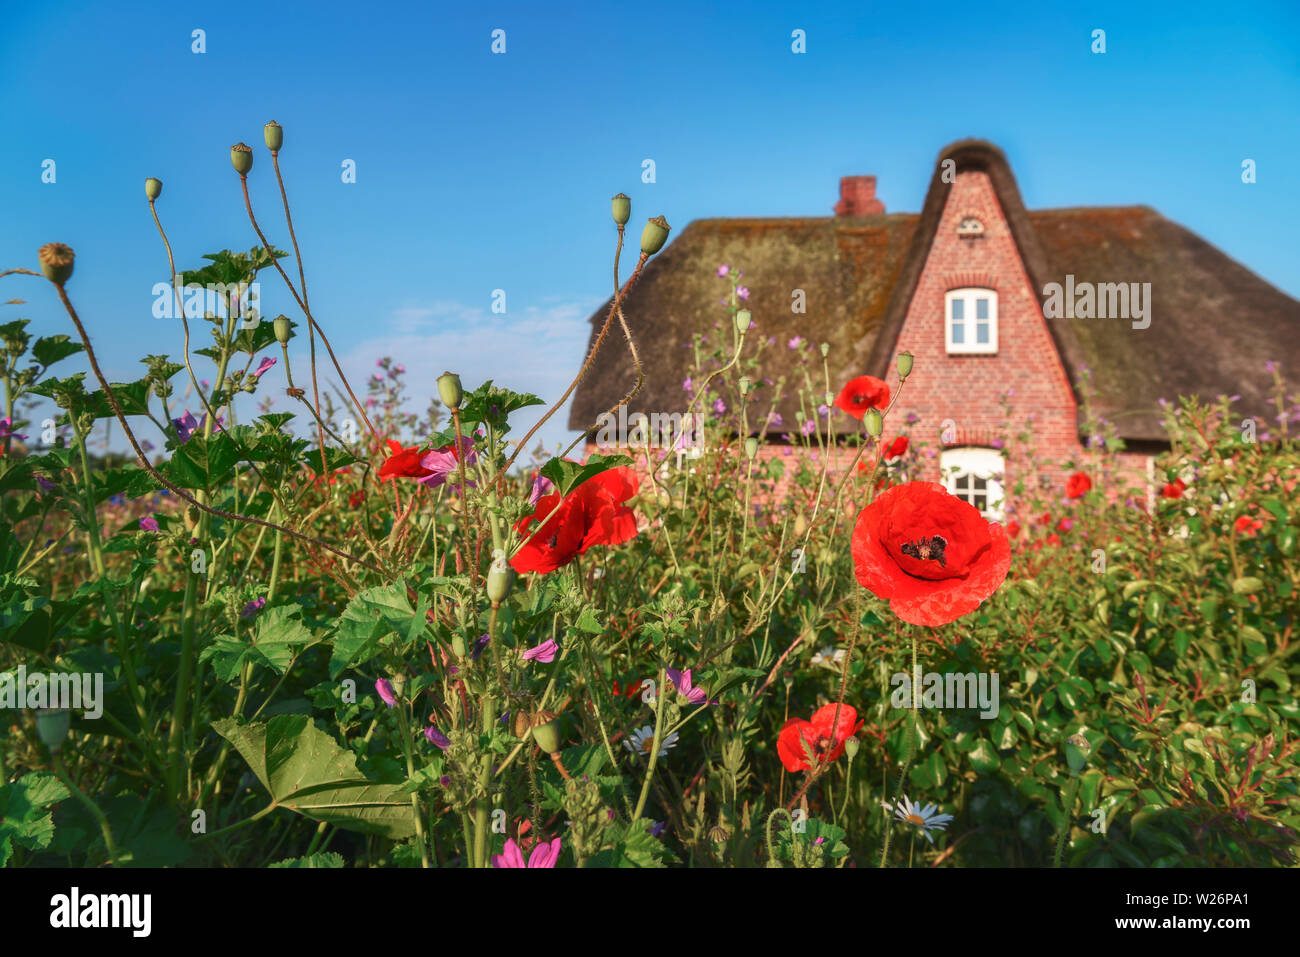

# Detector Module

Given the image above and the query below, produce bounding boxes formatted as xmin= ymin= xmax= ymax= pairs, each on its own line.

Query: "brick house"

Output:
xmin=568 ymin=140 xmax=1300 ymax=518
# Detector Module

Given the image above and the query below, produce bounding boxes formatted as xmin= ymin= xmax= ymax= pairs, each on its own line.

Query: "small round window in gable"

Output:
xmin=957 ymin=216 xmax=984 ymax=238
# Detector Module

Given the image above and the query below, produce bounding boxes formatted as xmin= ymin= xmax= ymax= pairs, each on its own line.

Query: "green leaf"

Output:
xmin=31 ymin=335 xmax=83 ymax=367
xmin=268 ymin=852 xmax=346 ymax=868
xmin=540 ymin=453 xmax=634 ymax=496
xmin=575 ymin=606 xmax=604 ymax=634
xmin=1231 ymin=577 xmax=1264 ymax=595
xmin=329 ymin=580 xmax=416 ymax=679
xmin=253 ymin=604 xmax=317 ymax=674
xmin=968 ymin=738 xmax=1001 ymax=773
xmin=0 ymin=772 xmax=70 ymax=866
xmin=213 ymin=715 xmax=418 ymax=839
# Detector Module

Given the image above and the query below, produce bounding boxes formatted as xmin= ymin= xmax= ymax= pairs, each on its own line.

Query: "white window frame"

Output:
xmin=940 ymin=447 xmax=1005 ymax=520
xmin=945 ymin=288 xmax=998 ymax=354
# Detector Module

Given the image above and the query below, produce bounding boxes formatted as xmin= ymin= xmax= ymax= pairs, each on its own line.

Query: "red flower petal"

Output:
xmin=833 ymin=375 xmax=891 ymax=420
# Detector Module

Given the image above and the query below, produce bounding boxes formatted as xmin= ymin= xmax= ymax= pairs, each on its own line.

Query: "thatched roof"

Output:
xmin=570 ymin=140 xmax=1300 ymax=443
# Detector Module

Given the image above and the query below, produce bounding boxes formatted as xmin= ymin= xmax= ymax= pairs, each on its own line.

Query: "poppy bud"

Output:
xmin=863 ymin=408 xmax=883 ymax=438
xmin=264 ymin=121 xmax=283 ymax=152
xmin=35 ymin=708 xmax=70 ymax=752
xmin=611 ymin=192 xmax=631 ymax=226
xmin=734 ymin=309 xmax=752 ymax=334
xmin=231 ymin=142 xmax=254 ymax=176
xmin=640 ymin=215 xmax=671 ymax=256
xmin=744 ymin=437 xmax=758 ymax=460
xmin=794 ymin=513 xmax=807 ymax=537
xmin=1065 ymin=732 xmax=1091 ymax=773
xmin=820 ymin=342 xmax=829 ymax=357
xmin=513 ymin=710 xmax=532 ymax=739
xmin=451 ymin=633 xmax=467 ymax=657
xmin=38 ymin=243 xmax=75 ymax=285
xmin=486 ymin=565 xmax=514 ymax=603
xmin=531 ymin=711 xmax=562 ymax=754
xmin=437 ymin=371 xmax=463 ymax=409
xmin=738 ymin=376 xmax=750 ymax=397
xmin=145 ymin=177 xmax=163 ymax=201
xmin=273 ymin=315 xmax=293 ymax=343
xmin=897 ymin=351 xmax=914 ymax=379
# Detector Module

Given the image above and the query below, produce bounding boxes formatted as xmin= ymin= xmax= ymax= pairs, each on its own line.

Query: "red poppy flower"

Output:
xmin=511 ymin=466 xmax=639 ymax=574
xmin=1006 ymin=520 xmax=1021 ymax=538
xmin=1065 ymin=472 xmax=1091 ymax=499
xmin=1056 ymin=517 xmax=1074 ymax=532
xmin=379 ymin=439 xmax=432 ymax=481
xmin=777 ymin=703 xmax=863 ymax=773
xmin=348 ymin=489 xmax=366 ymax=508
xmin=833 ymin=375 xmax=890 ymax=420
xmin=1045 ymin=533 xmax=1061 ymax=547
xmin=883 ymin=436 xmax=909 ymax=460
xmin=850 ymin=481 xmax=1011 ymax=627
xmin=1036 ymin=512 xmax=1052 ymax=526
xmin=1234 ymin=515 xmax=1264 ymax=536
xmin=1160 ymin=479 xmax=1186 ymax=499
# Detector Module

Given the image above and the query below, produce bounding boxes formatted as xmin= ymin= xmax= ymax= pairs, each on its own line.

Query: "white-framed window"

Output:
xmin=940 ymin=447 xmax=1005 ymax=520
xmin=945 ymin=288 xmax=998 ymax=354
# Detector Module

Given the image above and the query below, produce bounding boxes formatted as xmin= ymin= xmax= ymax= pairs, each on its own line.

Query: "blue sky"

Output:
xmin=2 ymin=0 xmax=1297 ymax=456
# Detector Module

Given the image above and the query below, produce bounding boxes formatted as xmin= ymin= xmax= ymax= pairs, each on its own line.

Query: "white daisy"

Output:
xmin=810 ymin=647 xmax=846 ymax=670
xmin=624 ymin=725 xmax=679 ymax=759
xmin=890 ymin=795 xmax=954 ymax=843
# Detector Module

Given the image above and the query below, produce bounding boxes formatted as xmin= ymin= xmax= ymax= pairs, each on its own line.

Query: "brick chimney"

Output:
xmin=834 ymin=175 xmax=885 ymax=216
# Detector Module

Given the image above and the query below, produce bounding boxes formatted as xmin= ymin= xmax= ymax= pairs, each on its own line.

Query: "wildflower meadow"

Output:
xmin=2 ymin=120 xmax=1297 ymax=889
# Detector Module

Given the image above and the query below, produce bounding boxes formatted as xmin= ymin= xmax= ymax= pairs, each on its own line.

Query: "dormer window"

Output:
xmin=945 ymin=288 xmax=998 ymax=354
xmin=957 ymin=217 xmax=984 ymax=238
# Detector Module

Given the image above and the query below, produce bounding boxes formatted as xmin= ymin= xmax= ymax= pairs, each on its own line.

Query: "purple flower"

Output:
xmin=173 ymin=411 xmax=200 ymax=443
xmin=493 ymin=836 xmax=562 ymax=868
xmin=991 ymin=438 xmax=1005 ymax=450
xmin=713 ymin=398 xmax=726 ymax=415
xmin=522 ymin=638 xmax=559 ymax=663
xmin=439 ymin=775 xmax=452 ymax=788
xmin=241 ymin=596 xmax=267 ymax=619
xmin=35 ymin=475 xmax=55 ymax=492
xmin=424 ymin=726 xmax=450 ymax=749
xmin=139 ymin=516 xmax=160 ymax=532
xmin=666 ymin=667 xmax=716 ymax=706
xmin=375 ymin=678 xmax=397 ymax=708
xmin=736 ymin=286 xmax=750 ymax=301
xmin=817 ymin=404 xmax=829 ymax=418
xmin=682 ymin=376 xmax=695 ymax=392
xmin=906 ymin=411 xmax=921 ymax=425
xmin=251 ymin=356 xmax=277 ymax=378
xmin=788 ymin=336 xmax=803 ymax=350
xmin=716 ymin=264 xmax=730 ymax=278
xmin=471 ymin=633 xmax=490 ymax=662
xmin=1266 ymin=360 xmax=1278 ymax=374
xmin=800 ymin=419 xmax=816 ymax=437
xmin=0 ymin=418 xmax=27 ymax=441
xmin=767 ymin=412 xmax=783 ymax=427
xmin=417 ymin=436 xmax=477 ymax=490
xmin=649 ymin=821 xmax=666 ymax=838
xmin=528 ymin=473 xmax=553 ymax=507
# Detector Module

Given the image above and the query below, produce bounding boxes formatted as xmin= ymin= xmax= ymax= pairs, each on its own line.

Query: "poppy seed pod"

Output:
xmin=820 ymin=342 xmax=829 ymax=357
xmin=38 ymin=243 xmax=75 ymax=285
xmin=734 ymin=309 xmax=752 ymax=334
xmin=35 ymin=708 xmax=70 ymax=752
xmin=897 ymin=351 xmax=914 ymax=379
xmin=486 ymin=565 xmax=514 ymax=604
xmin=437 ymin=371 xmax=462 ymax=409
xmin=640 ymin=215 xmax=671 ymax=256
xmin=531 ymin=711 xmax=562 ymax=754
xmin=863 ymin=408 xmax=883 ymax=438
xmin=264 ymin=121 xmax=283 ymax=152
xmin=273 ymin=315 xmax=293 ymax=343
xmin=744 ymin=437 xmax=758 ymax=460
xmin=145 ymin=177 xmax=163 ymax=201
xmin=843 ymin=736 xmax=860 ymax=761
xmin=611 ymin=192 xmax=631 ymax=226
xmin=230 ymin=142 xmax=254 ymax=176
xmin=738 ymin=376 xmax=750 ymax=396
